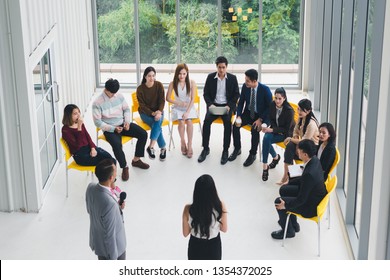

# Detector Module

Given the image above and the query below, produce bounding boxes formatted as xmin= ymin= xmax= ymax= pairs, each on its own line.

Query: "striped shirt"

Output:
xmin=92 ymin=91 xmax=130 ymax=133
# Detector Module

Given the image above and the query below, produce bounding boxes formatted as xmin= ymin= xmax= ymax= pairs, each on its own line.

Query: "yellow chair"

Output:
xmin=167 ymin=86 xmax=202 ymax=150
xmin=60 ymin=138 xmax=95 ymax=198
xmin=324 ymin=148 xmax=340 ymax=227
xmin=282 ymin=175 xmax=338 ymax=256
xmin=131 ymin=92 xmax=171 ymax=138
xmin=275 ymin=102 xmax=299 ymax=149
xmin=96 ymin=127 xmax=132 ymax=146
xmin=327 ymin=147 xmax=340 ymax=179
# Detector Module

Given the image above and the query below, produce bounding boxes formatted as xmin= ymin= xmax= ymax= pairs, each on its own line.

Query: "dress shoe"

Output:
xmin=293 ymin=223 xmax=300 ymax=233
xmin=131 ymin=159 xmax=150 ymax=169
xmin=243 ymin=154 xmax=256 ymax=167
xmin=121 ymin=166 xmax=129 ymax=181
xmin=271 ymin=229 xmax=295 ymax=240
xmin=198 ymin=148 xmax=210 ymax=163
xmin=228 ymin=148 xmax=241 ymax=161
xmin=221 ymin=150 xmax=229 ymax=165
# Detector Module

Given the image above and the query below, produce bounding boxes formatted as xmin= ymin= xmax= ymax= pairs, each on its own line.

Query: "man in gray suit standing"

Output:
xmin=86 ymin=158 xmax=126 ymax=260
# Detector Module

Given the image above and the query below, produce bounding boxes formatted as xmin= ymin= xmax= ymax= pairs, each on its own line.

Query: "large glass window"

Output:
xmin=261 ymin=0 xmax=301 ymax=85
xmin=97 ymin=0 xmax=135 ymax=84
xmin=95 ymin=0 xmax=302 ymax=86
xmin=355 ymin=0 xmax=374 ymax=238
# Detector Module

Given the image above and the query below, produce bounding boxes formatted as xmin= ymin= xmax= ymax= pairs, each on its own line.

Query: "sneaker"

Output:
xmin=160 ymin=148 xmax=167 ymax=161
xmin=146 ymin=147 xmax=155 ymax=159
xmin=121 ymin=167 xmax=129 ymax=181
xmin=131 ymin=159 xmax=150 ymax=169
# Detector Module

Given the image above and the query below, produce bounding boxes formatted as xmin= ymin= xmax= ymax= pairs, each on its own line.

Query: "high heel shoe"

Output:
xmin=181 ymin=144 xmax=187 ymax=155
xmin=186 ymin=147 xmax=193 ymax=158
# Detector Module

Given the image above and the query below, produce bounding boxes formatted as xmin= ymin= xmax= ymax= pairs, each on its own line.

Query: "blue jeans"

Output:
xmin=140 ymin=113 xmax=166 ymax=148
xmin=262 ymin=133 xmax=285 ymax=164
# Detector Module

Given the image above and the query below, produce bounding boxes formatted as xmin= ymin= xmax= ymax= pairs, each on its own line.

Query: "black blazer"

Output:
xmin=318 ymin=141 xmax=336 ymax=180
xmin=269 ymin=101 xmax=295 ymax=138
xmin=203 ymin=72 xmax=240 ymax=112
xmin=285 ymin=156 xmax=327 ymax=218
xmin=236 ymin=82 xmax=272 ymax=123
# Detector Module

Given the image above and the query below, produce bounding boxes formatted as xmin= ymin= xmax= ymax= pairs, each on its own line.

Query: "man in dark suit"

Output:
xmin=272 ymin=139 xmax=327 ymax=239
xmin=228 ymin=69 xmax=272 ymax=166
xmin=198 ymin=56 xmax=240 ymax=164
xmin=86 ymin=158 xmax=127 ymax=259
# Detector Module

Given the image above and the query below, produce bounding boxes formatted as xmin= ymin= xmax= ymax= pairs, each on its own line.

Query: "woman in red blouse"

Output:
xmin=62 ymin=104 xmax=114 ymax=166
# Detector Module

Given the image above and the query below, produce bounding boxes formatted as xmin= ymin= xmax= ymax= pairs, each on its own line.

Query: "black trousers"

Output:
xmin=73 ymin=145 xmax=114 ymax=166
xmin=232 ymin=110 xmax=260 ymax=155
xmin=188 ymin=233 xmax=222 ymax=260
xmin=201 ymin=106 xmax=233 ymax=151
xmin=275 ymin=184 xmax=300 ymax=233
xmin=284 ymin=141 xmax=300 ymax=165
xmin=104 ymin=123 xmax=147 ymax=168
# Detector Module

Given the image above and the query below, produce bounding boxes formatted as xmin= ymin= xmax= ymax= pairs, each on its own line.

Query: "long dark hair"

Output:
xmin=173 ymin=63 xmax=190 ymax=97
xmin=141 ymin=66 xmax=156 ymax=84
xmin=274 ymin=87 xmax=288 ymax=106
xmin=189 ymin=174 xmax=223 ymax=239
xmin=319 ymin=122 xmax=336 ymax=144
xmin=298 ymin=99 xmax=318 ymax=134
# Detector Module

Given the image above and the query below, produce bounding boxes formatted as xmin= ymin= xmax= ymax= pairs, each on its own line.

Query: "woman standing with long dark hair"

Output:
xmin=182 ymin=174 xmax=228 ymax=260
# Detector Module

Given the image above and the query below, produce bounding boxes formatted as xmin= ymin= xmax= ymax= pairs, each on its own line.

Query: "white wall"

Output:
xmin=369 ymin=0 xmax=390 ymax=260
xmin=0 ymin=0 xmax=96 ymax=212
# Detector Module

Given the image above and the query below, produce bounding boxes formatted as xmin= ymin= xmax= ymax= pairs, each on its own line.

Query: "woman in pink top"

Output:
xmin=62 ymin=104 xmax=114 ymax=166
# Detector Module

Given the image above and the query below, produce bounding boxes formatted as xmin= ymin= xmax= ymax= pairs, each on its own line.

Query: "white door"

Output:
xmin=33 ymin=49 xmax=59 ymax=189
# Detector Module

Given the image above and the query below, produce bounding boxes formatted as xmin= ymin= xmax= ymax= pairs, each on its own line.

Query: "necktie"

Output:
xmin=250 ymin=88 xmax=256 ymax=119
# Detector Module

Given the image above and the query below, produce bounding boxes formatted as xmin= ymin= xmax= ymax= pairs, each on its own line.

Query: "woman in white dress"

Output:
xmin=166 ymin=64 xmax=198 ymax=158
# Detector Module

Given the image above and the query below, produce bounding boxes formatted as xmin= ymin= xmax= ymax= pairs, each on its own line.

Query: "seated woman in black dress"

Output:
xmin=318 ymin=122 xmax=337 ymax=180
xmin=182 ymin=174 xmax=228 ymax=260
xmin=62 ymin=104 xmax=114 ymax=166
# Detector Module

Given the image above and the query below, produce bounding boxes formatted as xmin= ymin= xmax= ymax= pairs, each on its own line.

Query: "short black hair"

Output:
xmin=298 ymin=139 xmax=317 ymax=158
xmin=215 ymin=56 xmax=228 ymax=66
xmin=95 ymin=158 xmax=116 ymax=183
xmin=244 ymin=69 xmax=258 ymax=81
xmin=105 ymin=78 xmax=120 ymax=93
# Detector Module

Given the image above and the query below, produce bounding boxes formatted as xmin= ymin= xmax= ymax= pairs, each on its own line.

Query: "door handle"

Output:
xmin=53 ymin=81 xmax=60 ymax=102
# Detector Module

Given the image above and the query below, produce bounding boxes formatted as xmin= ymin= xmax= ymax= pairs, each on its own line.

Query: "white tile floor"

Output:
xmin=0 ymin=90 xmax=353 ymax=260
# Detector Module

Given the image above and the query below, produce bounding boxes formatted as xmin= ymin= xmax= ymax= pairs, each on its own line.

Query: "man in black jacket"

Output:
xmin=198 ymin=56 xmax=240 ymax=165
xmin=272 ymin=139 xmax=327 ymax=239
xmin=228 ymin=69 xmax=272 ymax=166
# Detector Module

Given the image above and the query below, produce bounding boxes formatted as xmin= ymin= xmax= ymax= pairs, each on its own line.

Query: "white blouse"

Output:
xmin=189 ymin=210 xmax=220 ymax=239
